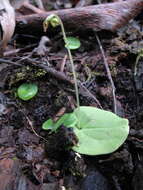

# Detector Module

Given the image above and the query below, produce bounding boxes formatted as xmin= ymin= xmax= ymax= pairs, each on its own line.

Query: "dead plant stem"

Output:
xmin=95 ymin=34 xmax=117 ymax=113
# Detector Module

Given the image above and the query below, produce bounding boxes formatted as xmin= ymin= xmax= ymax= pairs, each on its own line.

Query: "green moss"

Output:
xmin=35 ymin=69 xmax=47 ymax=77
xmin=8 ymin=66 xmax=47 ymax=87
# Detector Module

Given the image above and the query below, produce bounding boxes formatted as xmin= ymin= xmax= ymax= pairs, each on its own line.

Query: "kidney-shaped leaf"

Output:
xmin=17 ymin=83 xmax=38 ymax=101
xmin=65 ymin=37 xmax=81 ymax=50
xmin=42 ymin=119 xmax=54 ymax=130
xmin=70 ymin=106 xmax=129 ymax=155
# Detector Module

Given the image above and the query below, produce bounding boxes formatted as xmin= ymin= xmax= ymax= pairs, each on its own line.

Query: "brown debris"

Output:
xmin=0 ymin=159 xmax=40 ymax=190
xmin=32 ymin=36 xmax=51 ymax=56
xmin=0 ymin=158 xmax=19 ymax=190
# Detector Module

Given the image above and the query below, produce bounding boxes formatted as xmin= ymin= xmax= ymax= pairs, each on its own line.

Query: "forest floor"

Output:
xmin=0 ymin=0 xmax=143 ymax=190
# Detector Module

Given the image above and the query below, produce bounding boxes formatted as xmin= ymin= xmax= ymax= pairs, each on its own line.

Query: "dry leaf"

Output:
xmin=0 ymin=0 xmax=15 ymax=53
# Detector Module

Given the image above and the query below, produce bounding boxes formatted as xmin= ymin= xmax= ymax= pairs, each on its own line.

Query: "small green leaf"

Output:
xmin=17 ymin=83 xmax=38 ymax=101
xmin=50 ymin=17 xmax=60 ymax=27
xmin=65 ymin=37 xmax=81 ymax=50
xmin=42 ymin=119 xmax=54 ymax=130
xmin=54 ymin=113 xmax=78 ymax=130
xmin=42 ymin=113 xmax=77 ymax=132
xmin=43 ymin=14 xmax=60 ymax=32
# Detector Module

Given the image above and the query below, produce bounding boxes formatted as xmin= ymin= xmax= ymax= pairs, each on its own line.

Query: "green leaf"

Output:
xmin=65 ymin=37 xmax=81 ymax=50
xmin=62 ymin=106 xmax=129 ymax=155
xmin=54 ymin=113 xmax=78 ymax=130
xmin=50 ymin=17 xmax=60 ymax=27
xmin=42 ymin=119 xmax=56 ymax=132
xmin=42 ymin=113 xmax=77 ymax=132
xmin=43 ymin=14 xmax=60 ymax=32
xmin=17 ymin=83 xmax=38 ymax=101
xmin=42 ymin=119 xmax=54 ymax=130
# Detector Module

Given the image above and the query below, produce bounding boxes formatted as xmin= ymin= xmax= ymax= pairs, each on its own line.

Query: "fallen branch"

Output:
xmin=16 ymin=0 xmax=143 ymax=34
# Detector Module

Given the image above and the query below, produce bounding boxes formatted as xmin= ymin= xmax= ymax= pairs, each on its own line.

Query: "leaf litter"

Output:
xmin=0 ymin=0 xmax=143 ymax=190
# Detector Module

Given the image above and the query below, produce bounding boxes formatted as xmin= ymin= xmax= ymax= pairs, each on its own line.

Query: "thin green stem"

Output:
xmin=67 ymin=48 xmax=80 ymax=108
xmin=58 ymin=16 xmax=80 ymax=109
xmin=56 ymin=15 xmax=81 ymax=128
xmin=44 ymin=14 xmax=81 ymax=128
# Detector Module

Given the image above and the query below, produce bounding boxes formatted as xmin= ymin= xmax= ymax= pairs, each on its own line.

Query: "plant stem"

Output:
xmin=57 ymin=15 xmax=81 ymax=128
xmin=44 ymin=14 xmax=81 ymax=128
xmin=58 ymin=16 xmax=80 ymax=109
xmin=67 ymin=49 xmax=80 ymax=108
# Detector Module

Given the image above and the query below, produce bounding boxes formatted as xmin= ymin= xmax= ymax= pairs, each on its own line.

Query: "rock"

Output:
xmin=81 ymin=170 xmax=110 ymax=190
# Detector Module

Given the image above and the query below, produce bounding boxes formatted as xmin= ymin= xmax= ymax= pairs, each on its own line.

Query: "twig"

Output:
xmin=0 ymin=58 xmax=21 ymax=66
xmin=12 ymin=100 xmax=49 ymax=143
xmin=53 ymin=107 xmax=66 ymax=122
xmin=3 ymin=44 xmax=37 ymax=57
xmin=25 ymin=115 xmax=49 ymax=143
xmin=26 ymin=58 xmax=72 ymax=84
xmin=95 ymin=34 xmax=117 ymax=113
xmin=35 ymin=0 xmax=44 ymax=10
xmin=60 ymin=54 xmax=67 ymax=72
xmin=76 ymin=0 xmax=93 ymax=7
xmin=17 ymin=1 xmax=45 ymax=14
xmin=78 ymin=81 xmax=102 ymax=109
xmin=17 ymin=102 xmax=49 ymax=143
xmin=134 ymin=50 xmax=143 ymax=76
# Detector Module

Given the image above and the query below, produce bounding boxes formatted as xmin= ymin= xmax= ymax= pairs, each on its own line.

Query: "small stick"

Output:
xmin=14 ymin=100 xmax=49 ymax=142
xmin=35 ymin=0 xmax=44 ymax=10
xmin=17 ymin=1 xmax=45 ymax=14
xmin=26 ymin=57 xmax=72 ymax=84
xmin=53 ymin=107 xmax=66 ymax=122
xmin=0 ymin=58 xmax=21 ymax=66
xmin=78 ymin=81 xmax=102 ymax=109
xmin=60 ymin=54 xmax=67 ymax=72
xmin=25 ymin=115 xmax=49 ymax=143
xmin=95 ymin=34 xmax=117 ymax=113
xmin=3 ymin=44 xmax=37 ymax=56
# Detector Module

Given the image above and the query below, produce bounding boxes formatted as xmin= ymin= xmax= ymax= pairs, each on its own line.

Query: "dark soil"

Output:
xmin=0 ymin=2 xmax=143 ymax=190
